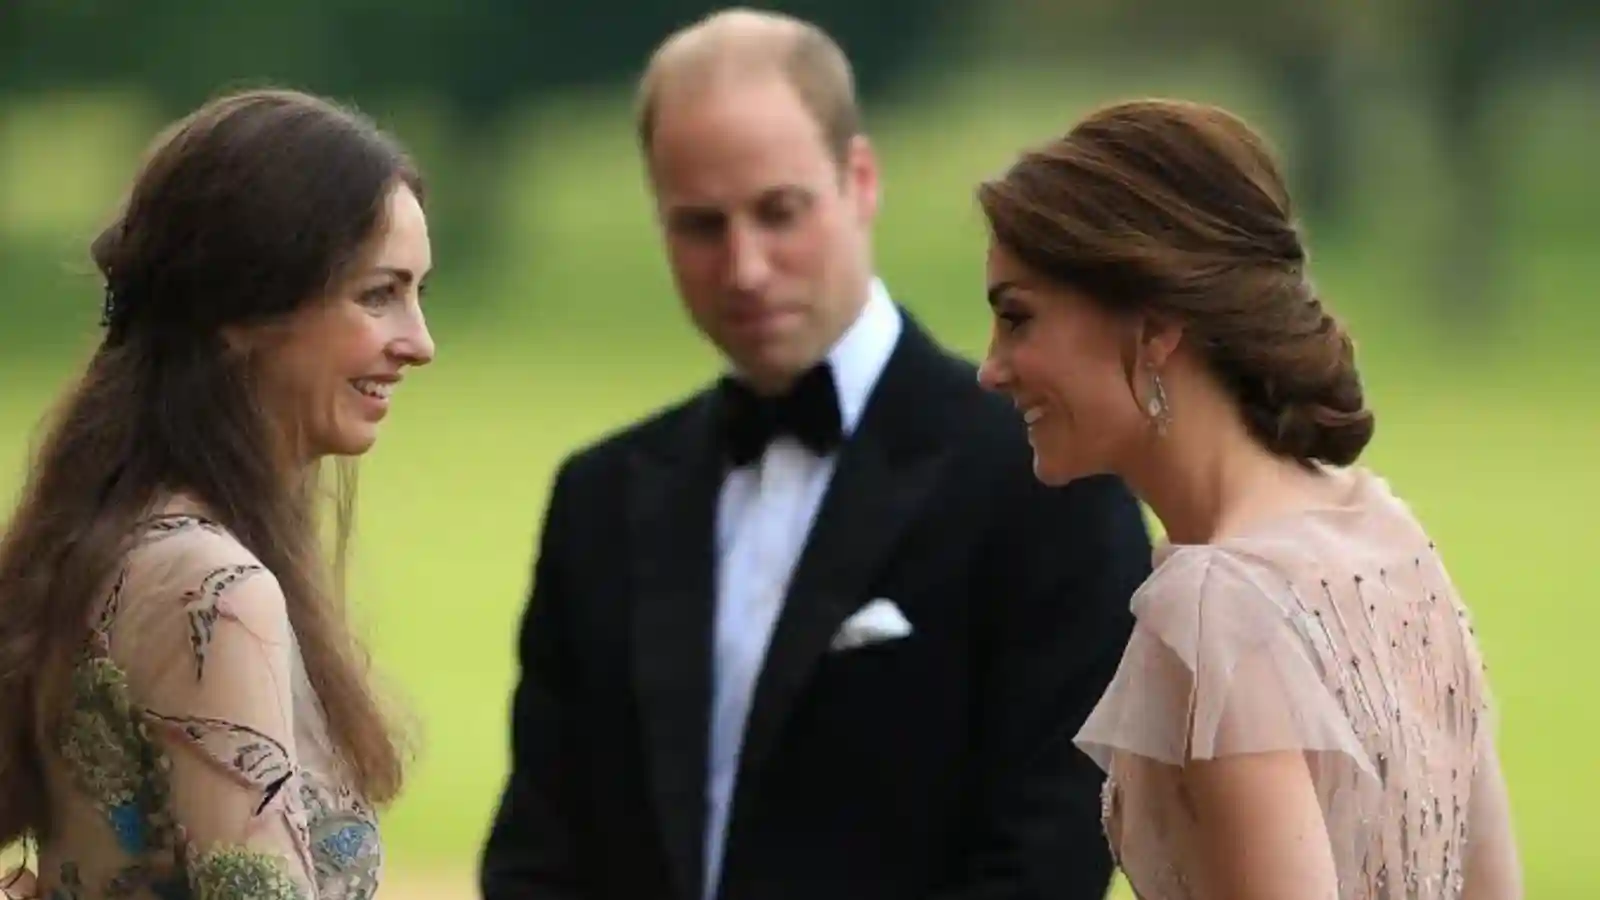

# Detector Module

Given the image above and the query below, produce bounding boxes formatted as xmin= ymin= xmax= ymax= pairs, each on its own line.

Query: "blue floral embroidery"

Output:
xmin=109 ymin=801 xmax=147 ymax=854
xmin=50 ymin=515 xmax=381 ymax=900
xmin=316 ymin=823 xmax=370 ymax=868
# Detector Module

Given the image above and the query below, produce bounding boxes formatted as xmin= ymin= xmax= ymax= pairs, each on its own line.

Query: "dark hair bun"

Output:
xmin=976 ymin=98 xmax=1376 ymax=467
xmin=1207 ymin=278 xmax=1374 ymax=466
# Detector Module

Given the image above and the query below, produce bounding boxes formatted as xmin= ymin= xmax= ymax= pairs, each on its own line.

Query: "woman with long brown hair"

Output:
xmin=975 ymin=99 xmax=1521 ymax=899
xmin=0 ymin=87 xmax=434 ymax=900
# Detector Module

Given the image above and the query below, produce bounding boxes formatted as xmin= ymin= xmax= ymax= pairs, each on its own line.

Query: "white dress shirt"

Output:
xmin=702 ymin=279 xmax=902 ymax=898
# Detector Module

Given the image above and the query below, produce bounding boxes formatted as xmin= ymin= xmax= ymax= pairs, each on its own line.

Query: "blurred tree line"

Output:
xmin=984 ymin=0 xmax=1598 ymax=324
xmin=6 ymin=0 xmax=1592 ymax=209
xmin=0 ymin=1 xmax=956 ymax=122
xmin=2 ymin=0 xmax=1596 ymax=327
xmin=0 ymin=0 xmax=958 ymax=280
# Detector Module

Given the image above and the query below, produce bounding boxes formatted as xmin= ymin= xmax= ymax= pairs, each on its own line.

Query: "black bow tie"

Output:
xmin=718 ymin=362 xmax=843 ymax=466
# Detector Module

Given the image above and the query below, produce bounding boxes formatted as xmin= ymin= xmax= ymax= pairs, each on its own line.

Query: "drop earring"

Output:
xmin=1145 ymin=367 xmax=1172 ymax=436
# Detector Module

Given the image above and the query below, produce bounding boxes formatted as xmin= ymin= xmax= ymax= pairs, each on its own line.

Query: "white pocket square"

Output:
xmin=829 ymin=597 xmax=913 ymax=651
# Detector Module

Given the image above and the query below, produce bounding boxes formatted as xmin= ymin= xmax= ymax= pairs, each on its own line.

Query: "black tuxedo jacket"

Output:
xmin=480 ymin=314 xmax=1152 ymax=900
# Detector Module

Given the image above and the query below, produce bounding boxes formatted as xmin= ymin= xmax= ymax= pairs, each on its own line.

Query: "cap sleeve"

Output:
xmin=106 ymin=527 xmax=317 ymax=900
xmin=1074 ymin=546 xmax=1376 ymax=778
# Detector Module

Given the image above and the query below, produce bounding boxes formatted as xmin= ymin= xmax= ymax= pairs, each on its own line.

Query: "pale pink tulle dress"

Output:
xmin=1076 ymin=466 xmax=1518 ymax=899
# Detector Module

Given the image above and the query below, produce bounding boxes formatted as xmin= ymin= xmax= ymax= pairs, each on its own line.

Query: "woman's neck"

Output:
xmin=1124 ymin=417 xmax=1333 ymax=548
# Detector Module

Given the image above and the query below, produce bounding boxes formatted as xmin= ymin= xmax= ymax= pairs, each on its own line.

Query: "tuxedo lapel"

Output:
xmin=627 ymin=396 xmax=723 ymax=900
xmin=730 ymin=320 xmax=954 ymax=817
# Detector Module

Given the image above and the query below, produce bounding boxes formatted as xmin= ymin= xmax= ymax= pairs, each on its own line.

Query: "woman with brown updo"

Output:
xmin=974 ymin=99 xmax=1521 ymax=899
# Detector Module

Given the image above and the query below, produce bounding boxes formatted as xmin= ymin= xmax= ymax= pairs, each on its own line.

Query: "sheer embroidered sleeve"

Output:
xmin=110 ymin=528 xmax=317 ymax=900
xmin=1074 ymin=545 xmax=1376 ymax=776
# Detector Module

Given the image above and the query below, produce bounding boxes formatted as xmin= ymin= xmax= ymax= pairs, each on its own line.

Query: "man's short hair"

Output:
xmin=635 ymin=8 xmax=863 ymax=166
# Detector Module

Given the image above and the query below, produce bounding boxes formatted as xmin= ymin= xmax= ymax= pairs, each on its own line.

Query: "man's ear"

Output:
xmin=844 ymin=134 xmax=880 ymax=224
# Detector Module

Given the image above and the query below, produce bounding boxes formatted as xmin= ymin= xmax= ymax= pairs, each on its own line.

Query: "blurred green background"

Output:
xmin=3 ymin=2 xmax=1597 ymax=898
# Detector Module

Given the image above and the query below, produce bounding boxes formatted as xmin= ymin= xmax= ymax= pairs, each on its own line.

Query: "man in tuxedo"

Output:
xmin=479 ymin=9 xmax=1152 ymax=900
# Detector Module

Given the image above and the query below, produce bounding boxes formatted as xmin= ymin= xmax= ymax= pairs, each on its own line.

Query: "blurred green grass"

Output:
xmin=1 ymin=67 xmax=1596 ymax=899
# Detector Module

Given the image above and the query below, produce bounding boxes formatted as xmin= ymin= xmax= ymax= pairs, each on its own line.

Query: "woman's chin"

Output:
xmin=307 ymin=423 xmax=380 ymax=460
xmin=1030 ymin=450 xmax=1080 ymax=487
xmin=334 ymin=427 xmax=380 ymax=457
